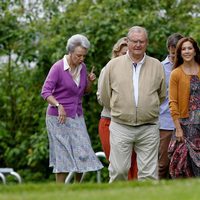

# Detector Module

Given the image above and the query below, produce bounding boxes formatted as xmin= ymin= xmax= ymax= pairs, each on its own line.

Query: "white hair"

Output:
xmin=66 ymin=34 xmax=90 ymax=53
xmin=127 ymin=26 xmax=148 ymax=40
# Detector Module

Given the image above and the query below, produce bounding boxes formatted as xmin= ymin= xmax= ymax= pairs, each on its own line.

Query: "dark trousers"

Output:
xmin=158 ymin=130 xmax=173 ymax=179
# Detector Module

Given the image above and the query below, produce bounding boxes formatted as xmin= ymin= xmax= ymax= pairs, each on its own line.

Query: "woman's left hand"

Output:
xmin=88 ymin=66 xmax=96 ymax=82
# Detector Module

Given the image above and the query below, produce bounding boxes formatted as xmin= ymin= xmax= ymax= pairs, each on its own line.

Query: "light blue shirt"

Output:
xmin=159 ymin=56 xmax=175 ymax=130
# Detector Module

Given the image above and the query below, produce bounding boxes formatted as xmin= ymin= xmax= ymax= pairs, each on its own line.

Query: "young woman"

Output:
xmin=169 ymin=37 xmax=200 ymax=178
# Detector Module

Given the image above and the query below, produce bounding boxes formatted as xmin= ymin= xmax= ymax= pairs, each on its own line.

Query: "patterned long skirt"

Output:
xmin=46 ymin=115 xmax=103 ymax=173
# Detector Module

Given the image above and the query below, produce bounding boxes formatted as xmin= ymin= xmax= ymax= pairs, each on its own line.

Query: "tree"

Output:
xmin=0 ymin=0 xmax=199 ymax=182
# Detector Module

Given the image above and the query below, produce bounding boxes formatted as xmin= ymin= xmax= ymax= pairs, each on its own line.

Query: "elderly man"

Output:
xmin=100 ymin=26 xmax=166 ymax=182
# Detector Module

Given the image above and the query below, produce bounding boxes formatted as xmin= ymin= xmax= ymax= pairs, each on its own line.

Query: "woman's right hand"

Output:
xmin=57 ymin=104 xmax=66 ymax=124
xmin=175 ymin=128 xmax=184 ymax=142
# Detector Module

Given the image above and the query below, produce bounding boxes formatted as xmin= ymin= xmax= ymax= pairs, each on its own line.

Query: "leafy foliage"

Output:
xmin=0 ymin=0 xmax=200 ymax=182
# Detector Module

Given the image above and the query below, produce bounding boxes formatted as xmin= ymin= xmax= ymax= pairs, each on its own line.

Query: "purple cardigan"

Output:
xmin=41 ymin=59 xmax=88 ymax=118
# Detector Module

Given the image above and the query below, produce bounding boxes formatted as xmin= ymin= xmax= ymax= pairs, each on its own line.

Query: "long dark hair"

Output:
xmin=173 ymin=37 xmax=200 ymax=70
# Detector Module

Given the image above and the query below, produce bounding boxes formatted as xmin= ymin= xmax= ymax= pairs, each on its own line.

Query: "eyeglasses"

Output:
xmin=128 ymin=38 xmax=146 ymax=45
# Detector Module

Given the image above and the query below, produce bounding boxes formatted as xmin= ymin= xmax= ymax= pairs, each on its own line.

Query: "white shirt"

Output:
xmin=127 ymin=52 xmax=146 ymax=106
xmin=63 ymin=55 xmax=82 ymax=86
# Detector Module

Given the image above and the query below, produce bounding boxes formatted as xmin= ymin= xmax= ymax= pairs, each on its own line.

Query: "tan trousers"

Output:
xmin=98 ymin=117 xmax=138 ymax=179
xmin=158 ymin=130 xmax=173 ymax=179
xmin=109 ymin=121 xmax=160 ymax=182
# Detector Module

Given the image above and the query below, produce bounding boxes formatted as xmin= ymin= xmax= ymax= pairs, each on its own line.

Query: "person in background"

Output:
xmin=100 ymin=26 xmax=166 ymax=182
xmin=97 ymin=37 xmax=138 ymax=180
xmin=168 ymin=37 xmax=200 ymax=178
xmin=159 ymin=33 xmax=183 ymax=179
xmin=41 ymin=34 xmax=103 ymax=183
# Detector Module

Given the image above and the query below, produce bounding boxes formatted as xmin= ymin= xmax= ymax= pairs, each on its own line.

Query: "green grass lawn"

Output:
xmin=0 ymin=179 xmax=200 ymax=200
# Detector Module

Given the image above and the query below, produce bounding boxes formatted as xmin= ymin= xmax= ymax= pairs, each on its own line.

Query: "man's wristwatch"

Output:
xmin=55 ymin=103 xmax=60 ymax=108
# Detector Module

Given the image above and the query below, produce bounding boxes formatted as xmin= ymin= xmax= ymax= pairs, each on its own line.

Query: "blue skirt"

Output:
xmin=46 ymin=115 xmax=103 ymax=173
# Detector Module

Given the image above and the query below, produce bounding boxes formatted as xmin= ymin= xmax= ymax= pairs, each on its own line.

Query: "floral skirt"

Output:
xmin=168 ymin=123 xmax=200 ymax=178
xmin=46 ymin=115 xmax=103 ymax=173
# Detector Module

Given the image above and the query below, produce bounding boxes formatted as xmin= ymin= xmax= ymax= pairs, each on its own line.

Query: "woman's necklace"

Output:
xmin=182 ymin=64 xmax=199 ymax=75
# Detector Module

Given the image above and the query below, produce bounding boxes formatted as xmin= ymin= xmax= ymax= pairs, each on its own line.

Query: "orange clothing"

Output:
xmin=98 ymin=117 xmax=138 ymax=180
xmin=98 ymin=118 xmax=110 ymax=160
xmin=169 ymin=66 xmax=200 ymax=121
xmin=128 ymin=151 xmax=138 ymax=180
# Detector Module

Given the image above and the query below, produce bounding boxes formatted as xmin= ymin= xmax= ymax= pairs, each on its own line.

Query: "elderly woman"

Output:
xmin=41 ymin=34 xmax=103 ymax=183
